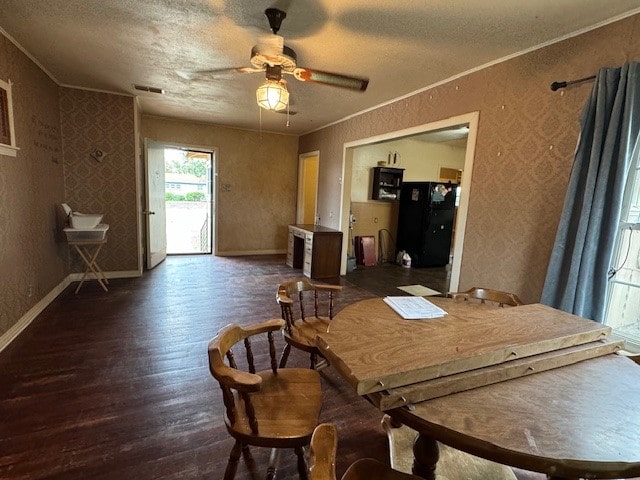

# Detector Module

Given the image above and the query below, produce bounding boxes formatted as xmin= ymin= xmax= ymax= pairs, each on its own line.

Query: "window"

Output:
xmin=604 ymin=147 xmax=640 ymax=346
xmin=0 ymin=78 xmax=18 ymax=157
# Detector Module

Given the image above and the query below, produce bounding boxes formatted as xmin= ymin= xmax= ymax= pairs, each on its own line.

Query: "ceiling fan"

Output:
xmin=180 ymin=8 xmax=369 ymax=112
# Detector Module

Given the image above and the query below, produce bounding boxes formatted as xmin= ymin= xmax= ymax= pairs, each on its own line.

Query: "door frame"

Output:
xmin=142 ymin=139 xmax=219 ymax=261
xmin=338 ymin=111 xmax=479 ymax=291
xmin=296 ymin=150 xmax=320 ymax=224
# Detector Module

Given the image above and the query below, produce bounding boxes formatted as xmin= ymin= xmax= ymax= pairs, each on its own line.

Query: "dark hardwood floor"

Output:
xmin=1 ymin=255 xmax=454 ymax=480
xmin=345 ymin=261 xmax=450 ymax=297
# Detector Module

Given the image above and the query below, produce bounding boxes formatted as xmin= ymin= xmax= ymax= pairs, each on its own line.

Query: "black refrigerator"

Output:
xmin=396 ymin=182 xmax=456 ymax=267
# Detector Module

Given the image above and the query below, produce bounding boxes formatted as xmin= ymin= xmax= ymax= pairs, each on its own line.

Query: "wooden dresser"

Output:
xmin=286 ymin=224 xmax=343 ymax=279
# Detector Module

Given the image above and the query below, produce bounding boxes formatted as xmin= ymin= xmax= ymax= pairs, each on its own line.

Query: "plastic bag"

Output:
xmin=402 ymin=252 xmax=411 ymax=268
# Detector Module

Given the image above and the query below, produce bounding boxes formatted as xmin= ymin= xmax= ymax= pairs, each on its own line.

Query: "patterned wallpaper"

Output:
xmin=59 ymin=88 xmax=139 ymax=273
xmin=300 ymin=14 xmax=640 ymax=304
xmin=0 ymin=35 xmax=67 ymax=337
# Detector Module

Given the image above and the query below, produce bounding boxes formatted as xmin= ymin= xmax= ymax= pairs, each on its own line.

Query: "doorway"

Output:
xmin=339 ymin=112 xmax=479 ymax=292
xmin=144 ymin=141 xmax=216 ymax=268
xmin=297 ymin=151 xmax=319 ymax=224
xmin=164 ymin=148 xmax=214 ymax=254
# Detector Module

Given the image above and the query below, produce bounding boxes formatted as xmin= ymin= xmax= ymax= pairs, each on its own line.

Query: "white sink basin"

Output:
xmin=70 ymin=213 xmax=104 ymax=229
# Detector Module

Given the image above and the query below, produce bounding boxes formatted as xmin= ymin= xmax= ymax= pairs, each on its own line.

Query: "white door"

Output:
xmin=145 ymin=139 xmax=167 ymax=269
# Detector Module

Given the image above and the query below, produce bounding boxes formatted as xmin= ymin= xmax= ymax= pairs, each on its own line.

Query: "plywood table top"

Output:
xmin=316 ymin=297 xmax=610 ymax=395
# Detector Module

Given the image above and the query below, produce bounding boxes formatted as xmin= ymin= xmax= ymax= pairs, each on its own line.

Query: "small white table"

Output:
xmin=67 ymin=237 xmax=109 ymax=293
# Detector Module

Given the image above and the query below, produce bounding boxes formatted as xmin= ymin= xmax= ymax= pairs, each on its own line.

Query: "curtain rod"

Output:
xmin=550 ymin=75 xmax=596 ymax=91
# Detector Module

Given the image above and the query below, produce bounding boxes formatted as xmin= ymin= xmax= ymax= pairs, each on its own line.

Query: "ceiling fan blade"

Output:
xmin=177 ymin=66 xmax=263 ymax=80
xmin=293 ymin=67 xmax=369 ymax=91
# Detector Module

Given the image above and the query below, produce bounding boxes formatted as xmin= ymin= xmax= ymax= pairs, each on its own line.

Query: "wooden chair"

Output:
xmin=309 ymin=423 xmax=422 ymax=480
xmin=208 ymin=319 xmax=323 ymax=480
xmin=618 ymin=350 xmax=640 ymax=364
xmin=277 ymin=279 xmax=342 ymax=369
xmin=447 ymin=287 xmax=523 ymax=307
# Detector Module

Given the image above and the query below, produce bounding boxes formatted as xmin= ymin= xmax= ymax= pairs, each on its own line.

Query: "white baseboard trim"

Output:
xmin=0 ymin=269 xmax=143 ymax=353
xmin=68 ymin=270 xmax=142 ymax=281
xmin=0 ymin=276 xmax=72 ymax=353
xmin=217 ymin=249 xmax=286 ymax=256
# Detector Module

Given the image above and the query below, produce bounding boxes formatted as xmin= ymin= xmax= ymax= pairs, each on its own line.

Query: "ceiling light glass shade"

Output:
xmin=256 ymin=79 xmax=289 ymax=111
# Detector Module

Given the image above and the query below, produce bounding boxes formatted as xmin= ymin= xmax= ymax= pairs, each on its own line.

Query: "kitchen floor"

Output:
xmin=344 ymin=260 xmax=451 ymax=297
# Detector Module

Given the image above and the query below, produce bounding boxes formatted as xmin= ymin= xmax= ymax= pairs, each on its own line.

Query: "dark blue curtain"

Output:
xmin=541 ymin=62 xmax=640 ymax=322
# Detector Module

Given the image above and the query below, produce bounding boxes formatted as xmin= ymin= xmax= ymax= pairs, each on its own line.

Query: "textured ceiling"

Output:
xmin=1 ymin=0 xmax=640 ymax=134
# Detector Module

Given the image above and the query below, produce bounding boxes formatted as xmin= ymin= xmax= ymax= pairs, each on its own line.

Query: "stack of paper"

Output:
xmin=383 ymin=296 xmax=447 ymax=319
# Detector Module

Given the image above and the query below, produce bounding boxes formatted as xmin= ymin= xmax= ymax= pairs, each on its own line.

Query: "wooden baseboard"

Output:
xmin=0 ymin=276 xmax=71 ymax=353
xmin=216 ymin=249 xmax=286 ymax=256
xmin=68 ymin=270 xmax=141 ymax=281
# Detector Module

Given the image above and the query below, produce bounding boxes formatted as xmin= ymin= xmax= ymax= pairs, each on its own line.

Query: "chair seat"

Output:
xmin=226 ymin=368 xmax=323 ymax=447
xmin=283 ymin=317 xmax=331 ymax=350
xmin=343 ymin=458 xmax=423 ymax=480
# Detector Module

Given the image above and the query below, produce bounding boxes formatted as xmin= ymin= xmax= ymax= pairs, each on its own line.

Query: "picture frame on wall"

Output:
xmin=0 ymin=78 xmax=18 ymax=157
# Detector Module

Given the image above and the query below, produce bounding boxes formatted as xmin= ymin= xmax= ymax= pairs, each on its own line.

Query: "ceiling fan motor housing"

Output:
xmin=250 ymin=41 xmax=297 ymax=71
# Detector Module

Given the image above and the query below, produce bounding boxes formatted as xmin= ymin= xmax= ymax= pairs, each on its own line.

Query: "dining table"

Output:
xmin=316 ymin=296 xmax=640 ymax=480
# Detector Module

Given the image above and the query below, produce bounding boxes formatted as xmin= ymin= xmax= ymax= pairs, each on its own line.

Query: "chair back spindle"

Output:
xmin=241 ymin=391 xmax=259 ymax=434
xmin=299 ymin=290 xmax=307 ymax=320
xmin=244 ymin=338 xmax=255 ymax=374
xmin=268 ymin=330 xmax=278 ymax=374
xmin=221 ymin=385 xmax=237 ymax=426
xmin=226 ymin=349 xmax=238 ymax=369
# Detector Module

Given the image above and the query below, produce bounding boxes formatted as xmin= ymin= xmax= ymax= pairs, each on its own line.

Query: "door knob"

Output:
xmin=143 ymin=210 xmax=155 ymax=215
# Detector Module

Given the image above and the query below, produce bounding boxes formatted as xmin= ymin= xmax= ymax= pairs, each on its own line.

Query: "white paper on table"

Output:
xmin=383 ymin=296 xmax=447 ymax=319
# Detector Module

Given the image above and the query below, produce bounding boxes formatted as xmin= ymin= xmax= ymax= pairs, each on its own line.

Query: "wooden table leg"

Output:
xmin=412 ymin=433 xmax=439 ymax=480
xmin=381 ymin=415 xmax=439 ymax=480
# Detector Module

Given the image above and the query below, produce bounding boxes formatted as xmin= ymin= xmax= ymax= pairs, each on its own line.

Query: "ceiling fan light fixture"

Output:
xmin=256 ymin=79 xmax=289 ymax=111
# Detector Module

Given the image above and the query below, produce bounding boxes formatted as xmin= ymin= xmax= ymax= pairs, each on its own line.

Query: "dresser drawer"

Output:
xmin=303 ymin=259 xmax=312 ymax=277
